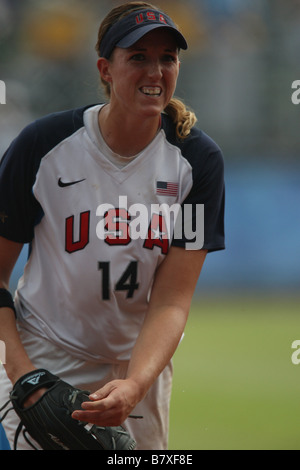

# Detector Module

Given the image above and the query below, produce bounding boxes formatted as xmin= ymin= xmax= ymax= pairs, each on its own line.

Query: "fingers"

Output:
xmin=88 ymin=381 xmax=117 ymax=401
xmin=71 ymin=379 xmax=138 ymax=426
xmin=71 ymin=393 xmax=116 ymax=425
xmin=72 ymin=396 xmax=127 ymax=427
xmin=72 ymin=407 xmax=122 ymax=427
xmin=72 ymin=401 xmax=127 ymax=426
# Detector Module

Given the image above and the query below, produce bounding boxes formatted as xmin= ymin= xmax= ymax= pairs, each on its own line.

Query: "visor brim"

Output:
xmin=116 ymin=24 xmax=188 ymax=51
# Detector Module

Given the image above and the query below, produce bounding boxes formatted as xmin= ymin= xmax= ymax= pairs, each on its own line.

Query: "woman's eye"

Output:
xmin=129 ymin=54 xmax=177 ymax=63
xmin=130 ymin=54 xmax=145 ymax=61
xmin=163 ymin=55 xmax=177 ymax=63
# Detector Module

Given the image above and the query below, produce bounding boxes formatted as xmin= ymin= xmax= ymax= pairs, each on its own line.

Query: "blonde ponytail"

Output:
xmin=164 ymin=98 xmax=197 ymax=140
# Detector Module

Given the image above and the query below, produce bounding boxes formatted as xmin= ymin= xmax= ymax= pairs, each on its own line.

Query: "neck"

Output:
xmin=98 ymin=104 xmax=161 ymax=157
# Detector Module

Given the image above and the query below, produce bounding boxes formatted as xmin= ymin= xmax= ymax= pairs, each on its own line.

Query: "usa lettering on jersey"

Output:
xmin=65 ymin=196 xmax=204 ymax=254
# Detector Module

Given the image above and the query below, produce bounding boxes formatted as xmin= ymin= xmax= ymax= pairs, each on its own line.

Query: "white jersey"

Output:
xmin=0 ymin=104 xmax=225 ymax=362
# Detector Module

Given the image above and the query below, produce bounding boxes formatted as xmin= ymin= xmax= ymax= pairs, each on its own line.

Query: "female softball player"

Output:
xmin=0 ymin=1 xmax=225 ymax=450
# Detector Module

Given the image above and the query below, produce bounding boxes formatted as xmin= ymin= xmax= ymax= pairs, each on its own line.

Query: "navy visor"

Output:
xmin=99 ymin=9 xmax=188 ymax=59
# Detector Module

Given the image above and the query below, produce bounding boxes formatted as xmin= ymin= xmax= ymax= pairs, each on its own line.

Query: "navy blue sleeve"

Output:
xmin=0 ymin=106 xmax=89 ymax=243
xmin=0 ymin=121 xmax=43 ymax=243
xmin=171 ymin=127 xmax=225 ymax=252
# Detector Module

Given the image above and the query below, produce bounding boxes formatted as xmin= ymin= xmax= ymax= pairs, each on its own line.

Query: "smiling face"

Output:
xmin=98 ymin=28 xmax=180 ymax=120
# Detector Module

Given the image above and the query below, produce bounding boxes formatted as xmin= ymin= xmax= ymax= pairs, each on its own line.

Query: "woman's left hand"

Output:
xmin=71 ymin=378 xmax=140 ymax=426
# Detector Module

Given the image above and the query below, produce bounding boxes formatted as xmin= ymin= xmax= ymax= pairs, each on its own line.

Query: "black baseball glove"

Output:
xmin=5 ymin=369 xmax=136 ymax=450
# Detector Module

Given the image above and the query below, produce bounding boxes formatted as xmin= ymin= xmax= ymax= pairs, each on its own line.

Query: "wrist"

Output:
xmin=4 ymin=360 xmax=36 ymax=386
xmin=125 ymin=376 xmax=150 ymax=403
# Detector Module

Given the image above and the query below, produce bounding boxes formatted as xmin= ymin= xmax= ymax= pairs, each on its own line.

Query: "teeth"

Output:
xmin=141 ymin=87 xmax=161 ymax=96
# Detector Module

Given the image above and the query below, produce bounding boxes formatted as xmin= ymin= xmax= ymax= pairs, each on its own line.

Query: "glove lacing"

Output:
xmin=0 ymin=396 xmax=40 ymax=450
xmin=0 ymin=397 xmax=13 ymax=422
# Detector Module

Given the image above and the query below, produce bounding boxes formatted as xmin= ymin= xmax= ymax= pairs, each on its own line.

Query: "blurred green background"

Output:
xmin=0 ymin=0 xmax=299 ymax=450
xmin=170 ymin=296 xmax=300 ymax=450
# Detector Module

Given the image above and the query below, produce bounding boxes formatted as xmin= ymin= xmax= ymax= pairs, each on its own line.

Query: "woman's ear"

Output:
xmin=97 ymin=58 xmax=112 ymax=83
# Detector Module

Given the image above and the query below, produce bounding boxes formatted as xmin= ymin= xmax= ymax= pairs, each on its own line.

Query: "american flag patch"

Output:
xmin=156 ymin=181 xmax=179 ymax=197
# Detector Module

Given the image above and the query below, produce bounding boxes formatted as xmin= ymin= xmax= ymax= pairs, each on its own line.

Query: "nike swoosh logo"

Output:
xmin=58 ymin=178 xmax=86 ymax=188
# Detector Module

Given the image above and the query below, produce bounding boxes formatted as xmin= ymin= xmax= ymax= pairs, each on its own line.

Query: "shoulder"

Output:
xmin=34 ymin=104 xmax=93 ymax=132
xmin=27 ymin=104 xmax=96 ymax=154
xmin=160 ymin=113 xmax=224 ymax=175
xmin=10 ymin=104 xmax=97 ymax=147
xmin=1 ymin=104 xmax=98 ymax=172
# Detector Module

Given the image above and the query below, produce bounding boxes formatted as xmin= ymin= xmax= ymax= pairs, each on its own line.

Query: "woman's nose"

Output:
xmin=147 ymin=60 xmax=163 ymax=79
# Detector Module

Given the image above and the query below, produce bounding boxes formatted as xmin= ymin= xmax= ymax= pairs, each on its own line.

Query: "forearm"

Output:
xmin=126 ymin=304 xmax=188 ymax=401
xmin=0 ymin=307 xmax=35 ymax=384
